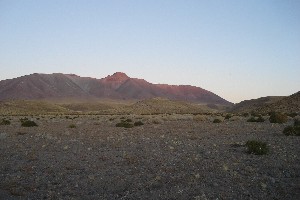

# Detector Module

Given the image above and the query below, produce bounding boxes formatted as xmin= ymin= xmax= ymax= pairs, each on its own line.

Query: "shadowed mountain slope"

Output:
xmin=230 ymin=91 xmax=300 ymax=114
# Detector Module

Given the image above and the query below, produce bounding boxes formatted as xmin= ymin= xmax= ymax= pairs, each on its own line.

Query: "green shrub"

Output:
xmin=21 ymin=120 xmax=38 ymax=127
xmin=269 ymin=112 xmax=287 ymax=123
xmin=0 ymin=119 xmax=11 ymax=125
xmin=69 ymin=124 xmax=76 ymax=128
xmin=246 ymin=140 xmax=269 ymax=155
xmin=213 ymin=119 xmax=222 ymax=123
xmin=134 ymin=121 xmax=144 ymax=126
xmin=116 ymin=122 xmax=134 ymax=128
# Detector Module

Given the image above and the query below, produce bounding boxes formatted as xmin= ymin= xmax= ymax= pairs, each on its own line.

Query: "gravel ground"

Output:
xmin=0 ymin=115 xmax=299 ymax=200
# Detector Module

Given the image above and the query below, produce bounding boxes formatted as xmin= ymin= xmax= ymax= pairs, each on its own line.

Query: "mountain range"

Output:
xmin=0 ymin=72 xmax=232 ymax=105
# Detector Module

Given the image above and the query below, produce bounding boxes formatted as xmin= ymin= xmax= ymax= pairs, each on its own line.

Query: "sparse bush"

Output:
xmin=21 ymin=120 xmax=38 ymax=127
xmin=246 ymin=140 xmax=269 ymax=155
xmin=116 ymin=122 xmax=134 ymax=128
xmin=243 ymin=113 xmax=249 ymax=117
xmin=287 ymin=113 xmax=298 ymax=118
xmin=213 ymin=119 xmax=222 ymax=123
xmin=247 ymin=117 xmax=257 ymax=122
xmin=283 ymin=126 xmax=299 ymax=136
xmin=134 ymin=121 xmax=144 ymax=126
xmin=125 ymin=119 xmax=133 ymax=123
xmin=269 ymin=112 xmax=287 ymax=123
xmin=294 ymin=119 xmax=300 ymax=127
xmin=69 ymin=124 xmax=76 ymax=128
xmin=0 ymin=119 xmax=11 ymax=125
xmin=247 ymin=116 xmax=265 ymax=122
xmin=225 ymin=114 xmax=232 ymax=120
xmin=283 ymin=119 xmax=300 ymax=136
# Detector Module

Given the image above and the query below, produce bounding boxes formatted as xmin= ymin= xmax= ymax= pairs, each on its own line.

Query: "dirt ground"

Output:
xmin=0 ymin=115 xmax=299 ymax=199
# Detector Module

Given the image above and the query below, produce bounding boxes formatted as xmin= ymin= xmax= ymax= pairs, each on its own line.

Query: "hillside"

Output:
xmin=118 ymin=98 xmax=215 ymax=115
xmin=230 ymin=96 xmax=285 ymax=113
xmin=0 ymin=72 xmax=232 ymax=105
xmin=230 ymin=91 xmax=300 ymax=114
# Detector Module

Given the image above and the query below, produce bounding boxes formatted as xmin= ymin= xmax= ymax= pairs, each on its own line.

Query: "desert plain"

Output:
xmin=1 ymin=113 xmax=299 ymax=200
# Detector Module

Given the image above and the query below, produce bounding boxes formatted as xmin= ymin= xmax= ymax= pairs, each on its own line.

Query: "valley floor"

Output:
xmin=0 ymin=115 xmax=299 ymax=199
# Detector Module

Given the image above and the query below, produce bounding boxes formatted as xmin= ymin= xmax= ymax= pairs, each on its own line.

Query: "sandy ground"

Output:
xmin=0 ymin=115 xmax=299 ymax=200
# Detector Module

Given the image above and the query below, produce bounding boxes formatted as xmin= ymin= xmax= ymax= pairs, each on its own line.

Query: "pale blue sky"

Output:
xmin=0 ymin=0 xmax=299 ymax=103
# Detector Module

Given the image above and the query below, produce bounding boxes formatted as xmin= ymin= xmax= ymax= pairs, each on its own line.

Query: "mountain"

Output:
xmin=0 ymin=72 xmax=232 ymax=105
xmin=230 ymin=91 xmax=300 ymax=114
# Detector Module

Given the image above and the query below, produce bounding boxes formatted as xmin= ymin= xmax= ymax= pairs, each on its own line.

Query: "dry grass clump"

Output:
xmin=247 ymin=116 xmax=265 ymax=123
xmin=269 ymin=112 xmax=288 ymax=123
xmin=134 ymin=121 xmax=144 ymax=126
xmin=193 ymin=114 xmax=207 ymax=122
xmin=68 ymin=124 xmax=76 ymax=128
xmin=213 ymin=119 xmax=222 ymax=123
xmin=283 ymin=118 xmax=300 ymax=136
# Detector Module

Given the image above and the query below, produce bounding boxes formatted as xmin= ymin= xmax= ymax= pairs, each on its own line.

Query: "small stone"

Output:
xmin=270 ymin=177 xmax=276 ymax=184
xmin=223 ymin=164 xmax=229 ymax=171
xmin=63 ymin=145 xmax=69 ymax=150
xmin=213 ymin=182 xmax=219 ymax=187
xmin=261 ymin=182 xmax=267 ymax=189
xmin=195 ymin=173 xmax=200 ymax=179
xmin=88 ymin=175 xmax=95 ymax=180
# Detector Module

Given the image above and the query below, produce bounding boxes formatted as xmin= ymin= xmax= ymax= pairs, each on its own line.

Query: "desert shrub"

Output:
xmin=247 ymin=116 xmax=265 ymax=123
xmin=116 ymin=122 xmax=134 ymax=128
xmin=247 ymin=117 xmax=257 ymax=122
xmin=21 ymin=120 xmax=38 ymax=127
xmin=213 ymin=119 xmax=222 ymax=123
xmin=134 ymin=121 xmax=144 ymax=126
xmin=243 ymin=113 xmax=249 ymax=117
xmin=246 ymin=140 xmax=269 ymax=155
xmin=250 ymin=111 xmax=260 ymax=117
xmin=0 ymin=119 xmax=11 ymax=125
xmin=283 ymin=120 xmax=300 ymax=136
xmin=125 ymin=119 xmax=133 ymax=122
xmin=69 ymin=124 xmax=76 ymax=128
xmin=269 ymin=112 xmax=287 ymax=123
xmin=288 ymin=113 xmax=298 ymax=118
xmin=282 ymin=126 xmax=300 ymax=136
xmin=225 ymin=114 xmax=232 ymax=120
xmin=294 ymin=119 xmax=300 ymax=126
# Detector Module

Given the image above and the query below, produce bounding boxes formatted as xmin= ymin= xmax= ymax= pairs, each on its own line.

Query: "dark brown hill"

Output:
xmin=0 ymin=72 xmax=232 ymax=105
xmin=230 ymin=91 xmax=300 ymax=114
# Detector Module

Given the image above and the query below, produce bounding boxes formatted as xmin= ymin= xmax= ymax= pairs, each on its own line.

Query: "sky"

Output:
xmin=0 ymin=0 xmax=299 ymax=103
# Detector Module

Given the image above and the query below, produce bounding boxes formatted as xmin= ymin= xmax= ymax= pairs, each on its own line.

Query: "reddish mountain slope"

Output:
xmin=0 ymin=72 xmax=232 ymax=105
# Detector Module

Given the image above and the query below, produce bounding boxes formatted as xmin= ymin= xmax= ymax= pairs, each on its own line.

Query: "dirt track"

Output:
xmin=1 ymin=115 xmax=299 ymax=199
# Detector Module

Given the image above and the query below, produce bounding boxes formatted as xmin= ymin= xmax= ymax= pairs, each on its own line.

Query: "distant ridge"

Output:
xmin=230 ymin=91 xmax=300 ymax=114
xmin=0 ymin=72 xmax=232 ymax=105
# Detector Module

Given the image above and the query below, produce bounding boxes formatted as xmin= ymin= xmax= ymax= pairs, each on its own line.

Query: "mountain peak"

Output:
xmin=105 ymin=72 xmax=130 ymax=82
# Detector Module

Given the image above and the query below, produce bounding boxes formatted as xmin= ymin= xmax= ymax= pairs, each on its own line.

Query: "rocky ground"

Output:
xmin=0 ymin=115 xmax=299 ymax=200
